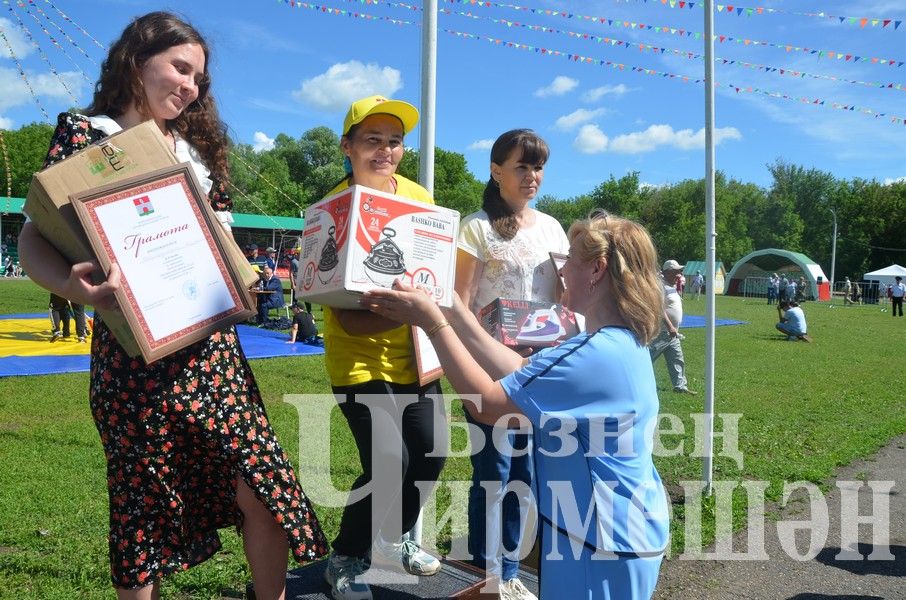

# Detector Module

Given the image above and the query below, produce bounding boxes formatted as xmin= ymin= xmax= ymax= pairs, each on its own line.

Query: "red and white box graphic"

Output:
xmin=478 ymin=298 xmax=579 ymax=348
xmin=296 ymin=184 xmax=460 ymax=309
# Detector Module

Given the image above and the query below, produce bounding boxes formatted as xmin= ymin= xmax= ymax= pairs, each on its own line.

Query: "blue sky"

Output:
xmin=1 ymin=0 xmax=904 ymax=202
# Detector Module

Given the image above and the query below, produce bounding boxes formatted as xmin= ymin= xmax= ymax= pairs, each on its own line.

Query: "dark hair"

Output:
xmin=483 ymin=129 xmax=549 ymax=240
xmin=87 ymin=12 xmax=229 ymax=185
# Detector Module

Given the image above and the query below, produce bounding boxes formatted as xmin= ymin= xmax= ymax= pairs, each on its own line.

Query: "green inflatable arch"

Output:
xmin=724 ymin=248 xmax=828 ymax=299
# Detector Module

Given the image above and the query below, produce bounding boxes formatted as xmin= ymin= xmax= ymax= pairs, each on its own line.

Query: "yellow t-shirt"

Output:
xmin=322 ymin=175 xmax=434 ymax=387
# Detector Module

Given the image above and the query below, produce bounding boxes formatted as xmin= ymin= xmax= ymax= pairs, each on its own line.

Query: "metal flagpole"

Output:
xmin=411 ymin=0 xmax=437 ymax=545
xmin=418 ymin=0 xmax=437 ymax=196
xmin=702 ymin=0 xmax=717 ymax=496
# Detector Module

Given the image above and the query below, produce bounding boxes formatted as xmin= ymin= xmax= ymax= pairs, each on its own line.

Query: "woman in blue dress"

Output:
xmin=362 ymin=211 xmax=670 ymax=599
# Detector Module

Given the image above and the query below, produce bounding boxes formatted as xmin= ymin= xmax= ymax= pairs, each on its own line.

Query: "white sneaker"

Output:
xmin=373 ymin=537 xmax=441 ymax=576
xmin=500 ymin=577 xmax=538 ymax=600
xmin=324 ymin=553 xmax=372 ymax=600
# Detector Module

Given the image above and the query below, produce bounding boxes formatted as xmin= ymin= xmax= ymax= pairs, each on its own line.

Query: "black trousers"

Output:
xmin=49 ymin=294 xmax=87 ymax=337
xmin=331 ymin=379 xmax=447 ymax=558
xmin=893 ymin=296 xmax=904 ymax=316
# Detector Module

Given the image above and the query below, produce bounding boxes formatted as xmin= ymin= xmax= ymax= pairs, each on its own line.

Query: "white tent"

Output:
xmin=863 ymin=264 xmax=906 ymax=289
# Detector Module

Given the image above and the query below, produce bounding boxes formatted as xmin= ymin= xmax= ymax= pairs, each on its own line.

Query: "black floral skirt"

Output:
xmin=89 ymin=319 xmax=328 ymax=588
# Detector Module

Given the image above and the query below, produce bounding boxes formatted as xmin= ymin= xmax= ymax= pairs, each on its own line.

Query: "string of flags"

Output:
xmin=0 ymin=25 xmax=49 ymax=119
xmin=440 ymin=8 xmax=905 ymax=92
xmin=8 ymin=0 xmax=99 ymax=71
xmin=36 ymin=0 xmax=106 ymax=50
xmin=440 ymin=0 xmax=904 ymax=70
xmin=275 ymin=0 xmax=416 ymax=25
xmin=4 ymin=2 xmax=80 ymax=102
xmin=611 ymin=0 xmax=903 ymax=31
xmin=0 ymin=130 xmax=12 ymax=199
xmin=441 ymin=27 xmax=906 ymax=125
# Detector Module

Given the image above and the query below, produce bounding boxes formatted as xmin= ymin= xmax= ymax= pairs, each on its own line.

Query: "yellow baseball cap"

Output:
xmin=343 ymin=95 xmax=419 ymax=135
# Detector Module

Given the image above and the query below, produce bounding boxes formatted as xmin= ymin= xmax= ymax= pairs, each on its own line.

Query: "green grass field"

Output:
xmin=1 ymin=277 xmax=904 ymax=598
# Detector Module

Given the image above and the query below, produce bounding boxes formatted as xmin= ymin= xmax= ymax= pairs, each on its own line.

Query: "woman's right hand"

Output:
xmin=63 ymin=262 xmax=121 ymax=310
xmin=361 ymin=279 xmax=444 ymax=330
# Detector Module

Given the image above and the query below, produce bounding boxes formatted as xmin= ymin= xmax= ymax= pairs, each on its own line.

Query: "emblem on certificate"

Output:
xmin=71 ymin=163 xmax=255 ymax=362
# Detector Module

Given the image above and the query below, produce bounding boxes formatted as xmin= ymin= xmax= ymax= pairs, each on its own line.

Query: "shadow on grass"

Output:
xmin=813 ymin=544 xmax=906 ymax=577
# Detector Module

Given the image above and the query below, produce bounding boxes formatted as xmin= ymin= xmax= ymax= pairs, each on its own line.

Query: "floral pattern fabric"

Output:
xmin=44 ymin=113 xmax=328 ymax=588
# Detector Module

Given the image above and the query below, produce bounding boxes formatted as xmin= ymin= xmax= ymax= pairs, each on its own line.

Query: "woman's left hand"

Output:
xmin=361 ymin=280 xmax=444 ymax=330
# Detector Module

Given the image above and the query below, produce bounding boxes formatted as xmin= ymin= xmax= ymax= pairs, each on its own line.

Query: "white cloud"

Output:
xmin=573 ymin=124 xmax=609 ymax=154
xmin=291 ymin=60 xmax=403 ymax=112
xmin=0 ymin=67 xmax=85 ymax=112
xmin=883 ymin=176 xmax=906 ymax=186
xmin=0 ymin=19 xmax=32 ymax=58
xmin=554 ymin=108 xmax=607 ymax=132
xmin=252 ymin=131 xmax=275 ymax=152
xmin=640 ymin=181 xmax=668 ymax=191
xmin=0 ymin=116 xmax=12 ymax=129
xmin=533 ymin=76 xmax=578 ymax=98
xmin=608 ymin=124 xmax=742 ymax=154
xmin=581 ymin=84 xmax=630 ymax=102
xmin=468 ymin=139 xmax=494 ymax=151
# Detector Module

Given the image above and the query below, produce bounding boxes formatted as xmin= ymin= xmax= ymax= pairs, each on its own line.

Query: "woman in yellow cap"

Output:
xmin=321 ymin=95 xmax=447 ymax=600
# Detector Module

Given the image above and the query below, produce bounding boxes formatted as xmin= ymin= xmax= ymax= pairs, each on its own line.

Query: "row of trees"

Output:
xmin=3 ymin=121 xmax=904 ymax=278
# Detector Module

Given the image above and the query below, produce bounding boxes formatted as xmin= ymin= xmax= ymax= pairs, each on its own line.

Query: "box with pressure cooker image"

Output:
xmin=296 ymin=184 xmax=460 ymax=309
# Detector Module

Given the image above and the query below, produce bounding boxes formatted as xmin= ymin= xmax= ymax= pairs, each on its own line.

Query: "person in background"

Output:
xmin=795 ymin=276 xmax=807 ymax=302
xmin=321 ymin=95 xmax=447 ymax=600
xmin=455 ymin=128 xmax=567 ymax=600
xmin=776 ymin=300 xmax=811 ymax=342
xmin=264 ymin=246 xmax=278 ymax=270
xmin=786 ymin=277 xmax=797 ymax=306
xmin=649 ymin=259 xmax=696 ymax=395
xmin=361 ymin=210 xmax=670 ymax=600
xmin=676 ymin=271 xmax=686 ymax=297
xmin=767 ymin=273 xmax=779 ymax=305
xmin=49 ymin=293 xmax=88 ymax=343
xmin=286 ymin=302 xmax=319 ymax=345
xmin=891 ymin=276 xmax=905 ymax=317
xmin=779 ymin=274 xmax=789 ymax=302
xmin=17 ymin=12 xmax=327 ymax=598
xmin=256 ymin=264 xmax=284 ymax=324
xmin=691 ymin=270 xmax=704 ymax=300
xmin=843 ymin=277 xmax=853 ymax=305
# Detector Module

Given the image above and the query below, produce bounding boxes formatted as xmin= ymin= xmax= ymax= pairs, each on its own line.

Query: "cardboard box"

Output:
xmin=295 ymin=185 xmax=459 ymax=309
xmin=24 ymin=120 xmax=258 ymax=357
xmin=478 ymin=298 xmax=579 ymax=348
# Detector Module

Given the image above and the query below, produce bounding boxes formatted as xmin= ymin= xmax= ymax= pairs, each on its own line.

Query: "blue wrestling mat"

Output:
xmin=680 ymin=315 xmax=748 ymax=328
xmin=0 ymin=313 xmax=323 ymax=378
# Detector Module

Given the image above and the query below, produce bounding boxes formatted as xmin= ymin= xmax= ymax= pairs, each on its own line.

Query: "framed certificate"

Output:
xmin=549 ymin=251 xmax=568 ymax=299
xmin=412 ymin=325 xmax=444 ymax=386
xmin=71 ymin=163 xmax=255 ymax=363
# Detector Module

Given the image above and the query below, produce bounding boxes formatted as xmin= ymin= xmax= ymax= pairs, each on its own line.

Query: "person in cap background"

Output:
xmin=649 ymin=259 xmax=696 ymax=394
xmin=264 ymin=246 xmax=278 ymax=270
xmin=321 ymin=95 xmax=447 ymax=600
xmin=245 ymin=243 xmax=263 ymax=274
